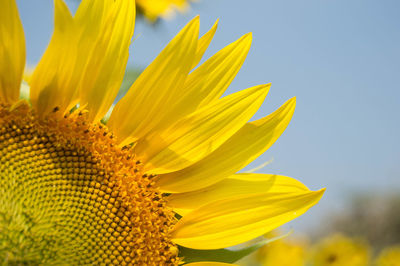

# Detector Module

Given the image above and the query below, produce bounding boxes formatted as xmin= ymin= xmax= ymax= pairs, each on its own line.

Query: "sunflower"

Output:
xmin=0 ymin=0 xmax=324 ymax=264
xmin=311 ymin=234 xmax=370 ymax=266
xmin=136 ymin=0 xmax=191 ymax=21
xmin=376 ymin=246 xmax=400 ymax=266
xmin=256 ymin=233 xmax=308 ymax=266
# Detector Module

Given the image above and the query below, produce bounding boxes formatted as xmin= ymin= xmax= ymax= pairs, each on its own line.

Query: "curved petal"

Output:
xmin=76 ymin=0 xmax=135 ymax=121
xmin=158 ymin=33 xmax=253 ymax=131
xmin=168 ymin=173 xmax=310 ymax=215
xmin=157 ymin=97 xmax=295 ymax=193
xmin=30 ymin=0 xmax=135 ymax=119
xmin=186 ymin=33 xmax=252 ymax=109
xmin=30 ymin=0 xmax=76 ymax=116
xmin=136 ymin=84 xmax=270 ymax=174
xmin=192 ymin=19 xmax=219 ymax=69
xmin=0 ymin=0 xmax=25 ymax=104
xmin=108 ymin=17 xmax=200 ymax=146
xmin=172 ymin=188 xmax=325 ymax=249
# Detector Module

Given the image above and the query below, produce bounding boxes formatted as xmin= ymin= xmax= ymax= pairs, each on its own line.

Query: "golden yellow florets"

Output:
xmin=0 ymin=101 xmax=179 ymax=265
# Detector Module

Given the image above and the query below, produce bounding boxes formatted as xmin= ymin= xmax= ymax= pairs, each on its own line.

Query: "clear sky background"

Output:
xmin=17 ymin=0 xmax=400 ymax=231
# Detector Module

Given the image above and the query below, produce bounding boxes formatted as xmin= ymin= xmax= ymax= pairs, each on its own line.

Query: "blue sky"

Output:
xmin=17 ymin=0 xmax=400 ymax=231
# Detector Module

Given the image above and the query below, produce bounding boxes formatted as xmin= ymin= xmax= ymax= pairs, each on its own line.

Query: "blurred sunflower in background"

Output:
xmin=255 ymin=233 xmax=308 ymax=266
xmin=136 ymin=0 xmax=193 ymax=21
xmin=376 ymin=246 xmax=400 ymax=266
xmin=249 ymin=231 xmax=400 ymax=266
xmin=72 ymin=0 xmax=194 ymax=22
xmin=0 ymin=0 xmax=324 ymax=264
xmin=311 ymin=234 xmax=370 ymax=266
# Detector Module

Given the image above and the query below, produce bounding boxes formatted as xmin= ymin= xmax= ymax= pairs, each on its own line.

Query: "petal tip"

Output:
xmin=313 ymin=187 xmax=326 ymax=202
xmin=193 ymin=14 xmax=200 ymax=22
xmin=288 ymin=96 xmax=297 ymax=106
xmin=244 ymin=32 xmax=253 ymax=41
xmin=259 ymin=83 xmax=271 ymax=95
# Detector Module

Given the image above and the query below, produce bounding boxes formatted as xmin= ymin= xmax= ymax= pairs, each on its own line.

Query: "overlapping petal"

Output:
xmin=136 ymin=84 xmax=270 ymax=174
xmin=76 ymin=0 xmax=135 ymax=121
xmin=30 ymin=0 xmax=76 ymax=116
xmin=192 ymin=19 xmax=219 ymax=68
xmin=108 ymin=17 xmax=200 ymax=146
xmin=0 ymin=0 xmax=25 ymax=104
xmin=157 ymin=32 xmax=253 ymax=131
xmin=172 ymin=188 xmax=325 ymax=249
xmin=168 ymin=173 xmax=310 ymax=215
xmin=186 ymin=33 xmax=253 ymax=108
xmin=30 ymin=0 xmax=135 ymax=119
xmin=157 ymin=97 xmax=295 ymax=193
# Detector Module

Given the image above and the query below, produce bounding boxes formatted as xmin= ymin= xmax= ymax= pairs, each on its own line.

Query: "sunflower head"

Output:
xmin=376 ymin=246 xmax=400 ymax=266
xmin=0 ymin=102 xmax=179 ymax=264
xmin=256 ymin=233 xmax=308 ymax=266
xmin=311 ymin=234 xmax=370 ymax=266
xmin=0 ymin=0 xmax=324 ymax=264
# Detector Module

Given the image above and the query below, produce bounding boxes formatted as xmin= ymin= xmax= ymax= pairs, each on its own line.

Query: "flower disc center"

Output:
xmin=0 ymin=102 xmax=178 ymax=265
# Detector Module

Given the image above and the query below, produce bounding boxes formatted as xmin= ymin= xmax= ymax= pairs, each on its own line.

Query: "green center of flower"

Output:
xmin=0 ymin=102 xmax=179 ymax=265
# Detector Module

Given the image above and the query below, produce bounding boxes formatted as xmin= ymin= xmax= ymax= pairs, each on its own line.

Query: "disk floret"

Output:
xmin=0 ymin=102 xmax=179 ymax=265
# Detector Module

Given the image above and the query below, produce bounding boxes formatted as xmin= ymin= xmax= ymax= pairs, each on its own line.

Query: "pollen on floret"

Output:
xmin=0 ymin=101 xmax=179 ymax=265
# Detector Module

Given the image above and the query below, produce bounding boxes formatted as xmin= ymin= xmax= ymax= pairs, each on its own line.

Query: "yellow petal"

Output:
xmin=158 ymin=33 xmax=253 ymax=131
xmin=185 ymin=263 xmax=236 ymax=266
xmin=0 ymin=0 xmax=25 ymax=104
xmin=192 ymin=19 xmax=219 ymax=68
xmin=108 ymin=17 xmax=200 ymax=146
xmin=172 ymin=188 xmax=325 ymax=249
xmin=76 ymin=0 xmax=135 ymax=121
xmin=157 ymin=97 xmax=295 ymax=193
xmin=30 ymin=0 xmax=135 ymax=119
xmin=30 ymin=0 xmax=76 ymax=116
xmin=168 ymin=173 xmax=310 ymax=215
xmin=187 ymin=33 xmax=252 ymax=108
xmin=136 ymin=84 xmax=270 ymax=174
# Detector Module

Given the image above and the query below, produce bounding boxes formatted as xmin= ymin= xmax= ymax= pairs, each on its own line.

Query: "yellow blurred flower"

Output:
xmin=376 ymin=245 xmax=400 ymax=266
xmin=136 ymin=0 xmax=192 ymax=21
xmin=311 ymin=234 xmax=370 ymax=266
xmin=0 ymin=0 xmax=324 ymax=264
xmin=256 ymin=236 xmax=308 ymax=266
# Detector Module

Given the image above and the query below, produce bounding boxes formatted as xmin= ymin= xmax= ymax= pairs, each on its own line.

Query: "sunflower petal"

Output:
xmin=76 ymin=0 xmax=135 ymax=121
xmin=30 ymin=0 xmax=76 ymax=116
xmin=108 ymin=17 xmax=200 ymax=146
xmin=30 ymin=0 xmax=135 ymax=119
xmin=0 ymin=0 xmax=25 ymax=104
xmin=136 ymin=84 xmax=270 ymax=174
xmin=157 ymin=97 xmax=295 ymax=193
xmin=168 ymin=173 xmax=309 ymax=215
xmin=187 ymin=33 xmax=252 ymax=108
xmin=157 ymin=33 xmax=253 ymax=130
xmin=180 ymin=236 xmax=283 ymax=264
xmin=172 ymin=188 xmax=325 ymax=249
xmin=192 ymin=19 xmax=219 ymax=68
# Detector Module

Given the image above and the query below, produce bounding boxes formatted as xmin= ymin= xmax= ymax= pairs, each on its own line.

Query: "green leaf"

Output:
xmin=179 ymin=232 xmax=292 ymax=264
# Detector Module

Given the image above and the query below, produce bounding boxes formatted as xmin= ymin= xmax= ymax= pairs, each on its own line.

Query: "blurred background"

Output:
xmin=17 ymin=0 xmax=400 ymax=264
